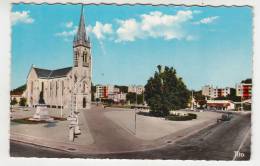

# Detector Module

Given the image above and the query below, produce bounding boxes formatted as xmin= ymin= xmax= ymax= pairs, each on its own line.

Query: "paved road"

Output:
xmin=10 ymin=113 xmax=251 ymax=160
xmin=82 ymin=106 xmax=144 ymax=152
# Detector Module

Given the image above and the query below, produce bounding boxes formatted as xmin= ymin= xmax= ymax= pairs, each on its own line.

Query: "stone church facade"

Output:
xmin=25 ymin=7 xmax=92 ymax=109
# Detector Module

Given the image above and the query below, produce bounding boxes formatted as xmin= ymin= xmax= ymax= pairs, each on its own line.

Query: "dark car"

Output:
xmin=217 ymin=113 xmax=232 ymax=122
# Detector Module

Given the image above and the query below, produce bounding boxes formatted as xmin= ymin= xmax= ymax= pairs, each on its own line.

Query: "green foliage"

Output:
xmin=126 ymin=92 xmax=144 ymax=104
xmin=11 ymin=84 xmax=26 ymax=93
xmin=144 ymin=66 xmax=190 ymax=117
xmin=91 ymin=83 xmax=96 ymax=101
xmin=214 ymin=88 xmax=241 ymax=102
xmin=10 ymin=98 xmax=18 ymax=106
xmin=241 ymin=78 xmax=252 ymax=84
xmin=126 ymin=92 xmax=136 ymax=103
xmin=226 ymin=88 xmax=241 ymax=102
xmin=115 ymin=85 xmax=128 ymax=93
xmin=165 ymin=113 xmax=197 ymax=121
xmin=19 ymin=97 xmax=27 ymax=106
xmin=193 ymin=90 xmax=207 ymax=108
xmin=187 ymin=113 xmax=197 ymax=119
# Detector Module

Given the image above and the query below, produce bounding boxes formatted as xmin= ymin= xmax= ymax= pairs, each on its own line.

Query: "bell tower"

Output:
xmin=73 ymin=6 xmax=91 ymax=68
xmin=72 ymin=5 xmax=92 ymax=109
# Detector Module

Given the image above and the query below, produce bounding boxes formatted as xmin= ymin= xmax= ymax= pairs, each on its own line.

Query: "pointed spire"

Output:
xmin=73 ymin=5 xmax=90 ymax=48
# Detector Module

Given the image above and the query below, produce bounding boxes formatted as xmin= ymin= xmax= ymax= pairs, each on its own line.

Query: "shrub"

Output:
xmin=165 ymin=113 xmax=197 ymax=121
xmin=188 ymin=113 xmax=197 ymax=119
xmin=19 ymin=97 xmax=27 ymax=106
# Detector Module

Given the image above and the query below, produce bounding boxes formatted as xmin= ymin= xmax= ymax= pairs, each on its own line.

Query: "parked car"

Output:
xmin=217 ymin=113 xmax=232 ymax=122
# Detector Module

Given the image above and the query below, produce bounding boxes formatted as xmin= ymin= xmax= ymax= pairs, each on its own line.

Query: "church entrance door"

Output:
xmin=83 ymin=97 xmax=86 ymax=108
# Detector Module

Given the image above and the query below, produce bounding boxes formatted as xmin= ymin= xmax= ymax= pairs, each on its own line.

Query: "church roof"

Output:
xmin=73 ymin=5 xmax=90 ymax=48
xmin=34 ymin=67 xmax=72 ymax=79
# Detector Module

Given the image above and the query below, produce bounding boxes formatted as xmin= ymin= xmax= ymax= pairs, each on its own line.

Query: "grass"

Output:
xmin=11 ymin=116 xmax=67 ymax=124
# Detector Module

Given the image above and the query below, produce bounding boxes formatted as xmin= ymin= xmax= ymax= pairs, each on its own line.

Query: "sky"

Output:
xmin=11 ymin=4 xmax=253 ymax=90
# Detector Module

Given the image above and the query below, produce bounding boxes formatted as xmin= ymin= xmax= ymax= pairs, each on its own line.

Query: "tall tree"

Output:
xmin=144 ymin=65 xmax=190 ymax=117
xmin=241 ymin=78 xmax=252 ymax=84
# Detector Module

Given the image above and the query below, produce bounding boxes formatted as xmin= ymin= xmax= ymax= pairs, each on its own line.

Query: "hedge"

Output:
xmin=165 ymin=113 xmax=197 ymax=121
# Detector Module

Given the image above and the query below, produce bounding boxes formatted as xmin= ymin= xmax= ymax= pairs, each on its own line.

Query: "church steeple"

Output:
xmin=73 ymin=5 xmax=90 ymax=48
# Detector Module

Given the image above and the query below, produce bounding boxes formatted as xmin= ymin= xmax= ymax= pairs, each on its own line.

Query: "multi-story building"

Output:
xmin=128 ymin=85 xmax=145 ymax=94
xmin=202 ymin=85 xmax=230 ymax=99
xmin=108 ymin=92 xmax=126 ymax=103
xmin=236 ymin=83 xmax=252 ymax=100
xmin=95 ymin=85 xmax=127 ymax=102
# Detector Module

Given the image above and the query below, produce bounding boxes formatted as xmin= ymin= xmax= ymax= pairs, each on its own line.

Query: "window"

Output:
xmin=74 ymin=51 xmax=78 ymax=67
xmin=83 ymin=51 xmax=88 ymax=66
xmin=62 ymin=81 xmax=64 ymax=96
xmin=50 ymin=82 xmax=52 ymax=97
xmin=56 ymin=81 xmax=58 ymax=96
xmin=31 ymin=81 xmax=33 ymax=94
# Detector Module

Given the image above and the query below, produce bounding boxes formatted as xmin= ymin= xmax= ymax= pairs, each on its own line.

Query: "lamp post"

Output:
xmin=134 ymin=88 xmax=137 ymax=135
xmin=191 ymin=90 xmax=193 ymax=111
xmin=60 ymin=81 xmax=63 ymax=118
xmin=68 ymin=76 xmax=86 ymax=141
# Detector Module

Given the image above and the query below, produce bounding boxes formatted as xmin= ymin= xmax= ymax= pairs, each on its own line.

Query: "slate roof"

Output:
xmin=34 ymin=67 xmax=72 ymax=79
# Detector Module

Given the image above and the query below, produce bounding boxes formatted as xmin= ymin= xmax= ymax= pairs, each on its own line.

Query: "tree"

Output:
xmin=241 ymin=78 xmax=252 ymax=84
xmin=214 ymin=88 xmax=240 ymax=102
xmin=11 ymin=84 xmax=26 ymax=94
xmin=91 ymin=83 xmax=96 ymax=101
xmin=126 ymin=92 xmax=144 ymax=104
xmin=126 ymin=92 xmax=136 ymax=104
xmin=115 ymin=85 xmax=128 ymax=93
xmin=19 ymin=97 xmax=27 ymax=106
xmin=144 ymin=65 xmax=190 ymax=117
xmin=193 ymin=90 xmax=206 ymax=108
xmin=10 ymin=98 xmax=18 ymax=106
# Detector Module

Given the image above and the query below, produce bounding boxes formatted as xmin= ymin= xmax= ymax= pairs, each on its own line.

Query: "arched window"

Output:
xmin=62 ymin=81 xmax=64 ymax=96
xmin=83 ymin=51 xmax=88 ymax=66
xmin=74 ymin=51 xmax=78 ymax=67
xmin=31 ymin=81 xmax=33 ymax=94
xmin=74 ymin=75 xmax=77 ymax=83
xmin=56 ymin=81 xmax=58 ymax=96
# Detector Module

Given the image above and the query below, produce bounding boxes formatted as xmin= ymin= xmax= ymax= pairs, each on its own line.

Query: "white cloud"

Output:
xmin=116 ymin=19 xmax=140 ymax=42
xmin=65 ymin=21 xmax=73 ymax=28
xmin=194 ymin=16 xmax=219 ymax=25
xmin=55 ymin=26 xmax=78 ymax=38
xmin=115 ymin=10 xmax=194 ymax=42
xmin=92 ymin=22 xmax=113 ymax=39
xmin=11 ymin=10 xmax=34 ymax=25
xmin=55 ymin=21 xmax=113 ymax=41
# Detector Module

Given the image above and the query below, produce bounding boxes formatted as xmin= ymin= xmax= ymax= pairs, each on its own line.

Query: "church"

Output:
xmin=25 ymin=7 xmax=92 ymax=109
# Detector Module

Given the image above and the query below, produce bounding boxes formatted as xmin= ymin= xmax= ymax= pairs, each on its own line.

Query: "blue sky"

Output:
xmin=11 ymin=4 xmax=252 ymax=90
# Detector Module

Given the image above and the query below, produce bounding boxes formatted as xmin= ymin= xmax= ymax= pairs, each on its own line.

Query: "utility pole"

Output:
xmin=241 ymin=96 xmax=243 ymax=111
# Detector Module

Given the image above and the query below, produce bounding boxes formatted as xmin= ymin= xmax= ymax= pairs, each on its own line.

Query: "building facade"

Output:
xmin=94 ymin=84 xmax=127 ymax=103
xmin=25 ymin=7 xmax=92 ymax=109
xmin=236 ymin=83 xmax=252 ymax=100
xmin=202 ymin=85 xmax=230 ymax=99
xmin=206 ymin=100 xmax=235 ymax=110
xmin=128 ymin=85 xmax=145 ymax=95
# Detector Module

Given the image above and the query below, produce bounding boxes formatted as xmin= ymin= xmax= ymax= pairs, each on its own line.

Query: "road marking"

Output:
xmin=232 ymin=126 xmax=251 ymax=160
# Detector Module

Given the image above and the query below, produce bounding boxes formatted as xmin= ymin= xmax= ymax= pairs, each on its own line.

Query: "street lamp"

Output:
xmin=191 ymin=90 xmax=194 ymax=111
xmin=68 ymin=75 xmax=86 ymax=141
